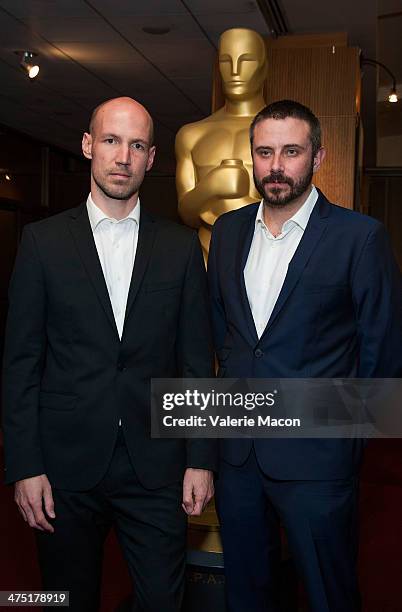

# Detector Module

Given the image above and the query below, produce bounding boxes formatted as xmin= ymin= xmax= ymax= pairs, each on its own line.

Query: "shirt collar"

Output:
xmin=86 ymin=193 xmax=140 ymax=232
xmin=255 ymin=184 xmax=318 ymax=234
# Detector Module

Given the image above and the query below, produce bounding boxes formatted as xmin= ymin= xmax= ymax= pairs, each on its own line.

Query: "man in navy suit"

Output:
xmin=208 ymin=99 xmax=402 ymax=612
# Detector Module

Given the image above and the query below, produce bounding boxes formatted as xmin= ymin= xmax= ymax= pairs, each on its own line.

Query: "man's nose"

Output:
xmin=270 ymin=152 xmax=284 ymax=172
xmin=116 ymin=144 xmax=131 ymax=165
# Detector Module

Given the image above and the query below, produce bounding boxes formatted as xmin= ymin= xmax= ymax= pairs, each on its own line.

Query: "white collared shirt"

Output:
xmin=244 ymin=186 xmax=318 ymax=339
xmin=86 ymin=194 xmax=140 ymax=339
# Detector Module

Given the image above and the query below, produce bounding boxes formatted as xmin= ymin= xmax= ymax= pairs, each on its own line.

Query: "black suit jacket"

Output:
xmin=208 ymin=190 xmax=402 ymax=479
xmin=2 ymin=203 xmax=217 ymax=490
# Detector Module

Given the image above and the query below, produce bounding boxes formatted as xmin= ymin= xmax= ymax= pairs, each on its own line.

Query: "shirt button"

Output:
xmin=254 ymin=349 xmax=263 ymax=358
xmin=117 ymin=362 xmax=126 ymax=372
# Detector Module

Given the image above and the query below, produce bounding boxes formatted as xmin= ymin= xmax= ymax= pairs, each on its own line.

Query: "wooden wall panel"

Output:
xmin=264 ymin=47 xmax=360 ymax=117
xmin=314 ymin=117 xmax=357 ymax=209
xmin=266 ymin=32 xmax=348 ymax=49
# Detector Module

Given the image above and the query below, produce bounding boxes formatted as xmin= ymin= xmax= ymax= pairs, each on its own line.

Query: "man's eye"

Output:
xmin=105 ymin=138 xmax=115 ymax=144
xmin=132 ymin=143 xmax=145 ymax=151
xmin=260 ymin=150 xmax=271 ymax=157
xmin=286 ymin=149 xmax=298 ymax=156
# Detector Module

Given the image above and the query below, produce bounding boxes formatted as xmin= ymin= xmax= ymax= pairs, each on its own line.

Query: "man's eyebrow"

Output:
xmin=283 ymin=143 xmax=306 ymax=149
xmin=254 ymin=144 xmax=307 ymax=151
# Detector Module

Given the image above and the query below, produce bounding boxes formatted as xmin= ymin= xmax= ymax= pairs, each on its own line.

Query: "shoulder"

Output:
xmin=326 ymin=200 xmax=384 ymax=235
xmin=213 ymin=202 xmax=259 ymax=232
xmin=23 ymin=205 xmax=83 ymax=239
xmin=175 ymin=113 xmax=220 ymax=148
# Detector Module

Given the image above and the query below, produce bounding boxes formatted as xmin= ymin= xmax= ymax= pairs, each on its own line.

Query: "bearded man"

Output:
xmin=208 ymin=99 xmax=402 ymax=612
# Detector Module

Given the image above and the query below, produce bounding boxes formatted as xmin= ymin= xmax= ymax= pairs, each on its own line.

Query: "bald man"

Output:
xmin=2 ymin=97 xmax=217 ymax=611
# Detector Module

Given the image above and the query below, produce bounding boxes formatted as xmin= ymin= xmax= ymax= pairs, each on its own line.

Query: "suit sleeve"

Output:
xmin=352 ymin=222 xmax=402 ymax=377
xmin=176 ymin=231 xmax=218 ymax=472
xmin=2 ymin=226 xmax=47 ymax=484
xmin=207 ymin=217 xmax=228 ymax=354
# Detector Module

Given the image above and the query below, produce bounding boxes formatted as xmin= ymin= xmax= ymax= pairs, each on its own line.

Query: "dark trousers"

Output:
xmin=216 ymin=447 xmax=361 ymax=612
xmin=36 ymin=429 xmax=187 ymax=612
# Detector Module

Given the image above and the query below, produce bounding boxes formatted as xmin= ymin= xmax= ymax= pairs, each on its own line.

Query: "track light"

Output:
xmin=361 ymin=57 xmax=398 ymax=103
xmin=21 ymin=51 xmax=40 ymax=79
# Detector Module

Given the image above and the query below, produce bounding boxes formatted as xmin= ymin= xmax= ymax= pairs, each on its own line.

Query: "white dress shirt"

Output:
xmin=244 ymin=186 xmax=318 ymax=338
xmin=86 ymin=194 xmax=140 ymax=340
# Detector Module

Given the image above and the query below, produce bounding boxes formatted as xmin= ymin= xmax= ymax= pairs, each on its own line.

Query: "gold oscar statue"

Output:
xmin=175 ymin=28 xmax=267 ymax=261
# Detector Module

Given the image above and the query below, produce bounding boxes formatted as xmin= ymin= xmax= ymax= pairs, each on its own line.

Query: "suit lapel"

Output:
xmin=235 ymin=205 xmax=259 ymax=345
xmin=68 ymin=203 xmax=119 ymax=338
xmin=260 ymin=193 xmax=330 ymax=339
xmin=123 ymin=209 xmax=156 ymax=334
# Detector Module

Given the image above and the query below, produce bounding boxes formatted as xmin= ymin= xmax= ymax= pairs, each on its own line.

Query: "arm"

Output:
xmin=175 ymin=125 xmax=251 ymax=228
xmin=207 ymin=216 xmax=228 ymax=354
xmin=176 ymin=231 xmax=217 ymax=514
xmin=352 ymin=223 xmax=402 ymax=377
xmin=2 ymin=226 xmax=55 ymax=531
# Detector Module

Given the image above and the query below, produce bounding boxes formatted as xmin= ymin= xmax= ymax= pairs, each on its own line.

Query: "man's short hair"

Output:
xmin=250 ymin=99 xmax=322 ymax=156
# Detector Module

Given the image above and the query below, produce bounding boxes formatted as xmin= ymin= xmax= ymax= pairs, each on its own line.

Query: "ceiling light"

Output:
xmin=361 ymin=57 xmax=398 ymax=103
xmin=142 ymin=26 xmax=171 ymax=35
xmin=388 ymin=88 xmax=398 ymax=103
xmin=21 ymin=51 xmax=40 ymax=79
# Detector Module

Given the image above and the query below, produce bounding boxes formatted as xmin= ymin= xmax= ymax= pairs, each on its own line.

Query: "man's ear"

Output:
xmin=313 ymin=147 xmax=326 ymax=174
xmin=146 ymin=146 xmax=156 ymax=172
xmin=82 ymin=132 xmax=92 ymax=160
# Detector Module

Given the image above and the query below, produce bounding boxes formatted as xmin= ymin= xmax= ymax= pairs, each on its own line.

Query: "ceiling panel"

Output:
xmin=0 ymin=0 xmax=94 ymax=18
xmin=196 ymin=12 xmax=271 ymax=40
xmin=52 ymin=41 xmax=145 ymax=63
xmin=187 ymin=0 xmax=260 ymax=15
xmin=135 ymin=41 xmax=215 ymax=78
xmin=20 ymin=18 xmax=123 ymax=42
xmin=111 ymin=14 xmax=209 ymax=42
xmin=87 ymin=0 xmax=186 ymax=17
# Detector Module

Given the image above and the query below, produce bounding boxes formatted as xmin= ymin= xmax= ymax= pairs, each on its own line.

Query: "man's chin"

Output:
xmin=263 ymin=186 xmax=292 ymax=208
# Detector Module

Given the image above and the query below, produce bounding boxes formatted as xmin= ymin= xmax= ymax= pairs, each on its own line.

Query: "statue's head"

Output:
xmin=219 ymin=28 xmax=267 ymax=102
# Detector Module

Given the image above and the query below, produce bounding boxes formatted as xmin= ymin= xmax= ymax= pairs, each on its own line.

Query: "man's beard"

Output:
xmin=93 ymin=172 xmax=142 ymax=201
xmin=253 ymin=161 xmax=314 ymax=208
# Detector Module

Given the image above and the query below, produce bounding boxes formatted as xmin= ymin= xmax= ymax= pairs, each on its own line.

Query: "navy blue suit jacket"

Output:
xmin=208 ymin=190 xmax=402 ymax=480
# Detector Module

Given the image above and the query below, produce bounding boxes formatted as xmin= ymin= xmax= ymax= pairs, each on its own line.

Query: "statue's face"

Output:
xmin=219 ymin=29 xmax=266 ymax=101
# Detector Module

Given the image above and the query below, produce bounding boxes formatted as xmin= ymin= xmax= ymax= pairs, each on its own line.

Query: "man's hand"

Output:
xmin=182 ymin=468 xmax=214 ymax=516
xmin=14 ymin=474 xmax=55 ymax=533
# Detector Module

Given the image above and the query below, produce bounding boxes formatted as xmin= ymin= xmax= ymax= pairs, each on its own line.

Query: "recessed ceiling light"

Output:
xmin=142 ymin=26 xmax=170 ymax=35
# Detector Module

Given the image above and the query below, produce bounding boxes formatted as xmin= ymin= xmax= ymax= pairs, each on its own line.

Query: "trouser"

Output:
xmin=216 ymin=447 xmax=361 ymax=612
xmin=36 ymin=428 xmax=187 ymax=612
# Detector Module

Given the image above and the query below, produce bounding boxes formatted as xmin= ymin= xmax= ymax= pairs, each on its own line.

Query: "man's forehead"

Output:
xmin=94 ymin=105 xmax=151 ymax=134
xmin=254 ymin=117 xmax=310 ymax=142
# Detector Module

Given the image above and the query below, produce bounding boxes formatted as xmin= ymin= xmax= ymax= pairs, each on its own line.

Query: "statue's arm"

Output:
xmin=175 ymin=125 xmax=251 ymax=228
xmin=175 ymin=126 xmax=202 ymax=228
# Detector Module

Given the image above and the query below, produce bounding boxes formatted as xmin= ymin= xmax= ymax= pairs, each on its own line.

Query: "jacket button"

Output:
xmin=254 ymin=349 xmax=263 ymax=358
xmin=117 ymin=362 xmax=126 ymax=371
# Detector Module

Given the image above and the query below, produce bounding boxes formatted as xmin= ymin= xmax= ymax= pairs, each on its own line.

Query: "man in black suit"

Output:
xmin=208 ymin=100 xmax=402 ymax=611
xmin=2 ymin=96 xmax=216 ymax=611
